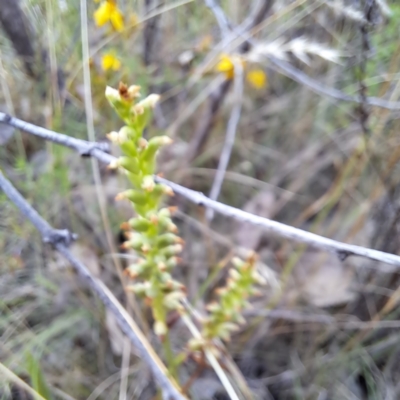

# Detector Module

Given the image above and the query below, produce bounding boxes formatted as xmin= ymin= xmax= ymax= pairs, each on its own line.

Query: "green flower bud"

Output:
xmin=106 ymin=131 xmax=120 ymax=143
xmin=163 ymin=291 xmax=185 ymax=311
xmin=105 ymin=86 xmax=120 ymax=103
xmin=141 ymin=175 xmax=155 ymax=192
xmin=232 ymin=257 xmax=245 ymax=269
xmin=154 ymin=320 xmax=167 ymax=336
xmin=216 ymin=322 xmax=240 ymax=341
xmin=206 ymin=302 xmax=220 ymax=313
xmin=141 ymin=136 xmax=173 ymax=163
xmin=158 ymin=207 xmax=173 ymax=218
xmin=116 ymin=189 xmax=147 ymax=205
xmin=128 ymin=217 xmax=151 ymax=232
xmin=127 ymin=282 xmax=151 ymax=295
xmin=125 ymin=262 xmax=147 ymax=278
xmin=228 ymin=268 xmax=241 ymax=281
xmin=188 ymin=338 xmax=207 ymax=351
xmin=122 ymin=232 xmax=145 ymax=251
xmin=108 ymin=156 xmax=138 ymax=173
xmin=147 ymin=184 xmax=174 ymax=199
xmin=164 ymin=279 xmax=186 ymax=292
xmin=165 ymin=256 xmax=179 ymax=270
xmin=159 ymin=244 xmax=183 ymax=258
xmin=155 ymin=233 xmax=183 ymax=249
xmin=131 ymin=94 xmax=160 ymax=132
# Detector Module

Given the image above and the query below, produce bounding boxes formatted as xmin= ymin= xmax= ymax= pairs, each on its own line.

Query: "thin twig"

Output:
xmin=157 ymin=177 xmax=400 ymax=267
xmin=80 ymin=0 xmax=138 ymax=325
xmin=0 ymin=170 xmax=186 ymax=400
xmin=204 ymin=0 xmax=230 ymax=38
xmin=183 ymin=78 xmax=231 ymax=163
xmin=206 ymin=59 xmax=244 ymax=220
xmin=0 ymin=112 xmax=110 ymax=155
xmin=267 ymin=56 xmax=400 ymax=110
xmin=3 ymin=114 xmax=400 ymax=267
xmin=203 ymin=0 xmax=270 ymax=220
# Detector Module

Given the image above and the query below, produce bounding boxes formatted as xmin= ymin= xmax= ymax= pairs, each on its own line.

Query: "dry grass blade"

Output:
xmin=206 ymin=58 xmax=244 ymax=220
xmin=0 ymin=362 xmax=47 ymax=400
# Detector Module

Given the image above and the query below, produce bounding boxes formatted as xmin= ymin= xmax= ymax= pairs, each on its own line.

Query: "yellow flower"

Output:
xmin=215 ymin=54 xmax=235 ymax=79
xmin=101 ymin=53 xmax=121 ymax=71
xmin=215 ymin=54 xmax=245 ymax=80
xmin=246 ymin=69 xmax=267 ymax=89
xmin=94 ymin=1 xmax=124 ymax=31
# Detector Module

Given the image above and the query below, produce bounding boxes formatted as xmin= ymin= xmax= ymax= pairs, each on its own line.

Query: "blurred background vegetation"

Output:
xmin=1 ymin=0 xmax=400 ymax=399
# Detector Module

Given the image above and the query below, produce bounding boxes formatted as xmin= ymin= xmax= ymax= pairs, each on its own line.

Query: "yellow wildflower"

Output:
xmin=246 ymin=69 xmax=267 ymax=89
xmin=94 ymin=1 xmax=124 ymax=31
xmin=215 ymin=54 xmax=245 ymax=80
xmin=101 ymin=53 xmax=121 ymax=71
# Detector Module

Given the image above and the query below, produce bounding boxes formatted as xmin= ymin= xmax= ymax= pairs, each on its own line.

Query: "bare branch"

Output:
xmin=206 ymin=60 xmax=244 ymax=220
xmin=0 ymin=170 xmax=186 ymax=400
xmin=0 ymin=170 xmax=77 ymax=245
xmin=204 ymin=0 xmax=231 ymax=38
xmin=0 ymin=112 xmax=110 ymax=155
xmin=156 ymin=177 xmax=400 ymax=268
xmin=3 ymin=114 xmax=400 ymax=268
xmin=267 ymin=57 xmax=400 ymax=110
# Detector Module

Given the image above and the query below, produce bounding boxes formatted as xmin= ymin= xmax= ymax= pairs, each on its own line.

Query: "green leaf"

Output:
xmin=25 ymin=352 xmax=52 ymax=400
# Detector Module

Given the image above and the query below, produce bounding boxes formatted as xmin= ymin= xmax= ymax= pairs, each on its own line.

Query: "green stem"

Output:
xmin=162 ymin=331 xmax=178 ymax=382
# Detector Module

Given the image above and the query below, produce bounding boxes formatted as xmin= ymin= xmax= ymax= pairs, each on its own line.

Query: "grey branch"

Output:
xmin=0 ymin=112 xmax=110 ymax=156
xmin=3 ymin=113 xmax=400 ymax=268
xmin=204 ymin=0 xmax=230 ymax=38
xmin=0 ymin=170 xmax=186 ymax=400
xmin=156 ymin=177 xmax=400 ymax=268
xmin=0 ymin=170 xmax=77 ymax=245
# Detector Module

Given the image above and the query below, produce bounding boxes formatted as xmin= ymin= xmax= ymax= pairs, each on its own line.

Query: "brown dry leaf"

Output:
xmin=235 ymin=191 xmax=276 ymax=250
xmin=288 ymin=248 xmax=355 ymax=308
